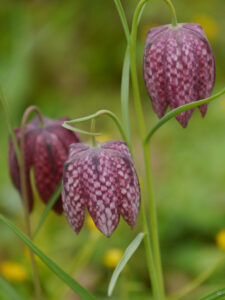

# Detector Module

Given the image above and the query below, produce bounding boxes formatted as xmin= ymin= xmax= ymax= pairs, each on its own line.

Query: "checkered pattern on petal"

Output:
xmin=68 ymin=143 xmax=90 ymax=159
xmin=63 ymin=156 xmax=86 ymax=233
xmin=8 ymin=128 xmax=40 ymax=211
xmin=101 ymin=140 xmax=132 ymax=159
xmin=62 ymin=141 xmax=141 ymax=237
xmin=8 ymin=115 xmax=80 ymax=214
xmin=143 ymin=23 xmax=216 ymax=127
xmin=116 ymin=155 xmax=140 ymax=228
xmin=33 ymin=131 xmax=68 ymax=214
xmin=83 ymin=149 xmax=120 ymax=237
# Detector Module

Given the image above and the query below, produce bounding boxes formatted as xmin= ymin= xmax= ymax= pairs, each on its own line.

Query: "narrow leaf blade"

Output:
xmin=0 ymin=214 xmax=97 ymax=300
xmin=108 ymin=232 xmax=145 ymax=296
xmin=113 ymin=0 xmax=130 ymax=42
xmin=0 ymin=276 xmax=23 ymax=300
xmin=121 ymin=47 xmax=131 ymax=149
xmin=199 ymin=288 xmax=225 ymax=300
xmin=33 ymin=183 xmax=62 ymax=238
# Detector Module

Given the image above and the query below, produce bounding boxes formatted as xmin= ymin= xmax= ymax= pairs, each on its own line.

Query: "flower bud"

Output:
xmin=62 ymin=141 xmax=140 ymax=237
xmin=9 ymin=116 xmax=80 ymax=213
xmin=143 ymin=23 xmax=216 ymax=127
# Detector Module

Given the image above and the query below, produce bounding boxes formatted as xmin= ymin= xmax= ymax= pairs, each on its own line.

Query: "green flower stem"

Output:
xmin=140 ymin=203 xmax=160 ymax=298
xmin=91 ymin=119 xmax=97 ymax=147
xmin=121 ymin=47 xmax=132 ymax=152
xmin=20 ymin=106 xmax=44 ymax=300
xmin=63 ymin=122 xmax=101 ymax=137
xmin=167 ymin=255 xmax=225 ymax=300
xmin=112 ymin=3 xmax=160 ymax=294
xmin=163 ymin=0 xmax=178 ymax=27
xmin=113 ymin=0 xmax=130 ymax=43
xmin=63 ymin=109 xmax=129 ymax=146
xmin=113 ymin=1 xmax=132 ymax=150
xmin=0 ymin=85 xmax=21 ymax=164
xmin=145 ymin=87 xmax=225 ymax=144
xmin=129 ymin=0 xmax=165 ymax=299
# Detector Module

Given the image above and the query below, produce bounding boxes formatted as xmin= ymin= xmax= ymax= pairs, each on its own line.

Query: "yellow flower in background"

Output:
xmin=191 ymin=14 xmax=219 ymax=40
xmin=0 ymin=261 xmax=27 ymax=282
xmin=216 ymin=229 xmax=225 ymax=251
xmin=86 ymin=215 xmax=100 ymax=233
xmin=103 ymin=248 xmax=123 ymax=269
xmin=97 ymin=134 xmax=113 ymax=143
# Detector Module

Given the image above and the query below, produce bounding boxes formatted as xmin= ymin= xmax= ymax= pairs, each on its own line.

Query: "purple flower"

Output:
xmin=9 ymin=116 xmax=80 ymax=214
xmin=143 ymin=23 xmax=216 ymax=127
xmin=62 ymin=141 xmax=140 ymax=237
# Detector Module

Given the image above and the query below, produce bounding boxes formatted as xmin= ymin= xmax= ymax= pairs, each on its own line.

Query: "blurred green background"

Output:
xmin=0 ymin=0 xmax=225 ymax=299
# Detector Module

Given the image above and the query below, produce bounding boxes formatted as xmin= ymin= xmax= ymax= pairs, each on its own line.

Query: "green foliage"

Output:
xmin=0 ymin=0 xmax=225 ymax=299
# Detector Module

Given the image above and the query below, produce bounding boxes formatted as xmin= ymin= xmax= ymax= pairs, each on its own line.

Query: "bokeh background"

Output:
xmin=0 ymin=0 xmax=225 ymax=299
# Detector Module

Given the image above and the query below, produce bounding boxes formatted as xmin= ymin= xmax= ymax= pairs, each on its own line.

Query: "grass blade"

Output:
xmin=121 ymin=47 xmax=131 ymax=150
xmin=199 ymin=288 xmax=225 ymax=300
xmin=0 ymin=276 xmax=23 ymax=300
xmin=113 ymin=0 xmax=130 ymax=42
xmin=0 ymin=214 xmax=97 ymax=300
xmin=108 ymin=232 xmax=145 ymax=296
xmin=33 ymin=183 xmax=62 ymax=238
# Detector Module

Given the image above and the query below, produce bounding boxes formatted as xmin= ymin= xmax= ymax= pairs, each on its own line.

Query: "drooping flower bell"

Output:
xmin=9 ymin=116 xmax=80 ymax=213
xmin=143 ymin=23 xmax=216 ymax=127
xmin=62 ymin=140 xmax=140 ymax=237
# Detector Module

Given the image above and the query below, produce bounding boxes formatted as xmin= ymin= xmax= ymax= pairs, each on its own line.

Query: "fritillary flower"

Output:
xmin=9 ymin=116 xmax=80 ymax=213
xmin=143 ymin=23 xmax=216 ymax=127
xmin=62 ymin=141 xmax=140 ymax=237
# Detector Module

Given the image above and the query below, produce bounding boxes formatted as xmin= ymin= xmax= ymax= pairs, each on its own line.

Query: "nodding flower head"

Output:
xmin=62 ymin=141 xmax=140 ymax=237
xmin=143 ymin=23 xmax=216 ymax=127
xmin=9 ymin=116 xmax=80 ymax=214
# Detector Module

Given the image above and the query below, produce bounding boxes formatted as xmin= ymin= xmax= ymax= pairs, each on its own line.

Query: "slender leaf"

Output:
xmin=137 ymin=2 xmax=147 ymax=25
xmin=0 ymin=276 xmax=23 ymax=300
xmin=0 ymin=214 xmax=97 ymax=300
xmin=62 ymin=122 xmax=101 ymax=136
xmin=199 ymin=288 xmax=225 ymax=300
xmin=113 ymin=0 xmax=130 ymax=42
xmin=121 ymin=47 xmax=131 ymax=149
xmin=145 ymin=87 xmax=225 ymax=143
xmin=33 ymin=183 xmax=62 ymax=239
xmin=108 ymin=232 xmax=145 ymax=296
xmin=63 ymin=109 xmax=129 ymax=145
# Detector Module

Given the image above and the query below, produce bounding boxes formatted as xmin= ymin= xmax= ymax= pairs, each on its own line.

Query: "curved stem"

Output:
xmin=20 ymin=106 xmax=43 ymax=300
xmin=129 ymin=1 xmax=165 ymax=299
xmin=63 ymin=109 xmax=129 ymax=147
xmin=167 ymin=255 xmax=225 ymax=300
xmin=163 ymin=0 xmax=177 ymax=26
xmin=0 ymin=84 xmax=21 ymax=164
xmin=63 ymin=123 xmax=101 ymax=137
xmin=113 ymin=0 xmax=130 ymax=43
xmin=145 ymin=87 xmax=225 ymax=144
